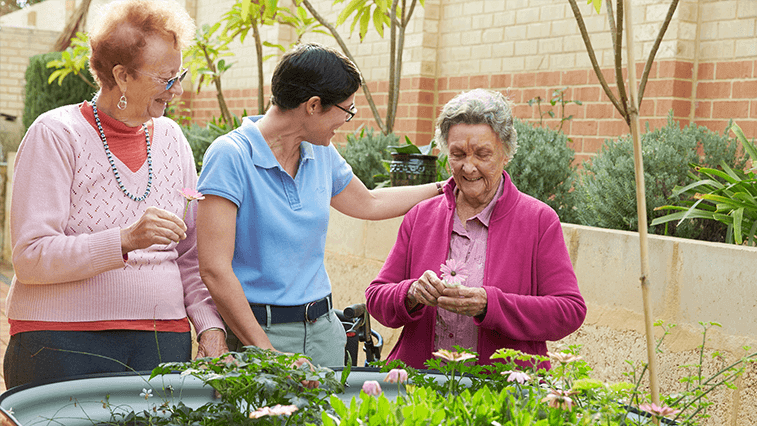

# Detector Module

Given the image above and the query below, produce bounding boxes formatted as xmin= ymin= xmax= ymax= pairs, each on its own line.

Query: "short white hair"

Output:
xmin=435 ymin=89 xmax=518 ymax=161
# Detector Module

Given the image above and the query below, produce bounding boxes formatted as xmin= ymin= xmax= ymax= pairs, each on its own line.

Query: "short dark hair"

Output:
xmin=270 ymin=42 xmax=362 ymax=110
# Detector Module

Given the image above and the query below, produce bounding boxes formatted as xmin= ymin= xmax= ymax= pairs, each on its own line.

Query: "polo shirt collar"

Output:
xmin=240 ymin=115 xmax=316 ymax=169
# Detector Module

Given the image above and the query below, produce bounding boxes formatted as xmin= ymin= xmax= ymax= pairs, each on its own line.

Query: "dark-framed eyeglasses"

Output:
xmin=333 ymin=103 xmax=357 ymax=122
xmin=136 ymin=67 xmax=189 ymax=91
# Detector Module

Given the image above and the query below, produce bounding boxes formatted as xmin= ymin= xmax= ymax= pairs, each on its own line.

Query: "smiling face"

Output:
xmin=308 ymin=94 xmax=356 ymax=146
xmin=447 ymin=123 xmax=508 ymax=208
xmin=125 ymin=34 xmax=184 ymax=125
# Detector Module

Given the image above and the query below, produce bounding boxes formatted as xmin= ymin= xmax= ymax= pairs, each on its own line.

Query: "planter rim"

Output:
xmin=389 ymin=152 xmax=438 ymax=160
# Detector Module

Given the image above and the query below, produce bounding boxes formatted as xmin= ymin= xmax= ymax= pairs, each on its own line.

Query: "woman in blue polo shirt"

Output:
xmin=195 ymin=42 xmax=442 ymax=367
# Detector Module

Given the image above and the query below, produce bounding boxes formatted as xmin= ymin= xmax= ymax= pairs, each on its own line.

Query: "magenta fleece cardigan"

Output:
xmin=6 ymin=104 xmax=223 ymax=335
xmin=366 ymin=172 xmax=586 ymax=370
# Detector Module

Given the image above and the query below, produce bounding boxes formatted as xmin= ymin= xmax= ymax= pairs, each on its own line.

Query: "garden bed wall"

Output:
xmin=325 ymin=208 xmax=757 ymax=425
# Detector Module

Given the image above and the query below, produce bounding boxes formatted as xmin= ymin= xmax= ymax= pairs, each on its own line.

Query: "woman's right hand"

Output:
xmin=406 ymin=270 xmax=444 ymax=310
xmin=120 ymin=206 xmax=188 ymax=254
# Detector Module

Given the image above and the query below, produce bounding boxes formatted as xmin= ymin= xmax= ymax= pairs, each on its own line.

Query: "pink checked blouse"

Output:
xmin=434 ymin=178 xmax=505 ymax=352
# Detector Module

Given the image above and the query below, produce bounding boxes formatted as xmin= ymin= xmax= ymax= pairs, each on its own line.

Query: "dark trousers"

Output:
xmin=3 ymin=330 xmax=192 ymax=390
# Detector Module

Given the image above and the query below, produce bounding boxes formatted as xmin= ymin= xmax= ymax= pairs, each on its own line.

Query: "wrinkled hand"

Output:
xmin=195 ymin=329 xmax=229 ymax=359
xmin=291 ymin=356 xmax=320 ymax=389
xmin=406 ymin=270 xmax=444 ymax=310
xmin=438 ymin=286 xmax=488 ymax=317
xmin=120 ymin=206 xmax=187 ymax=254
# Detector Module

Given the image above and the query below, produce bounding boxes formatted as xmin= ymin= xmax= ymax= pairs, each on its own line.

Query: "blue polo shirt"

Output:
xmin=197 ymin=116 xmax=353 ymax=306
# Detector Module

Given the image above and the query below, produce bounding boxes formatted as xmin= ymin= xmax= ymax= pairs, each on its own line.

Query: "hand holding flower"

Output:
xmin=406 ymin=270 xmax=444 ymax=310
xmin=120 ymin=206 xmax=187 ymax=254
xmin=439 ymin=286 xmax=487 ymax=317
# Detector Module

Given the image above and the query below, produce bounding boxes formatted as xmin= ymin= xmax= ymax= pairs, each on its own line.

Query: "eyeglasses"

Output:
xmin=135 ymin=67 xmax=189 ymax=91
xmin=333 ymin=103 xmax=357 ymax=122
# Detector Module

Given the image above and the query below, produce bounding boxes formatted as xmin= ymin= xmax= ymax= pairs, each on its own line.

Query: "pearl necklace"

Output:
xmin=91 ymin=95 xmax=153 ymax=202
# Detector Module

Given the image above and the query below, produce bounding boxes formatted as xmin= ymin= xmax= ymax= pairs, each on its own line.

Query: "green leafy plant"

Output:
xmin=80 ymin=347 xmax=344 ymax=425
xmin=508 ymin=119 xmax=578 ymax=223
xmin=336 ymin=128 xmax=396 ymax=189
xmin=301 ymin=0 xmax=425 ymax=135
xmin=651 ymin=123 xmax=757 ymax=246
xmin=183 ymin=22 xmax=236 ymax=125
xmin=28 ymin=321 xmax=757 ymax=425
xmin=574 ymin=113 xmax=745 ymax=241
xmin=383 ymin=137 xmax=446 ymax=186
xmin=181 ymin=111 xmax=247 ymax=173
xmin=24 ymin=51 xmax=97 ymax=131
xmin=46 ymin=31 xmax=96 ymax=89
xmin=221 ymin=0 xmax=328 ymax=115
xmin=527 ymin=87 xmax=583 ymax=132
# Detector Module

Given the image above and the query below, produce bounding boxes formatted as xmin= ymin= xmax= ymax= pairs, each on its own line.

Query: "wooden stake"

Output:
xmin=623 ymin=0 xmax=661 ymax=409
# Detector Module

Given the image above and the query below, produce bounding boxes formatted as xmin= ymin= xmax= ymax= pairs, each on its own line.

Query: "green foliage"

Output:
xmin=23 ymin=52 xmax=97 ymax=130
xmin=508 ymin=119 xmax=579 ymax=223
xmin=334 ymin=0 xmax=408 ymax=42
xmin=652 ymin=124 xmax=757 ymax=246
xmin=112 ymin=346 xmax=343 ymax=425
xmin=183 ymin=22 xmax=235 ymax=94
xmin=181 ymin=112 xmax=245 ymax=173
xmin=39 ymin=324 xmax=757 ymax=425
xmin=527 ymin=87 xmax=583 ymax=133
xmin=222 ymin=0 xmax=284 ymax=61
xmin=574 ymin=113 xmax=745 ymax=241
xmin=45 ymin=32 xmax=95 ymax=89
xmin=225 ymin=0 xmax=327 ymax=50
xmin=336 ymin=128 xmax=396 ymax=189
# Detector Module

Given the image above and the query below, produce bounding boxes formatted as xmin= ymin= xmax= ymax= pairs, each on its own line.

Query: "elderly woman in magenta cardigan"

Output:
xmin=365 ymin=89 xmax=586 ymax=370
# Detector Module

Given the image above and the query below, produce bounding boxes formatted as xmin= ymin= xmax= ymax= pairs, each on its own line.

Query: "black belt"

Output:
xmin=250 ymin=294 xmax=332 ymax=325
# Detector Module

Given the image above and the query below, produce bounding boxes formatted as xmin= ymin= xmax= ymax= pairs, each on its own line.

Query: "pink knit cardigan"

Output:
xmin=6 ymin=105 xmax=223 ymax=335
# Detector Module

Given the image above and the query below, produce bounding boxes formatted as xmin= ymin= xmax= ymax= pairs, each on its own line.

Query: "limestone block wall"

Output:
xmin=0 ymin=27 xmax=58 ymax=125
xmin=324 ymin=209 xmax=757 ymax=424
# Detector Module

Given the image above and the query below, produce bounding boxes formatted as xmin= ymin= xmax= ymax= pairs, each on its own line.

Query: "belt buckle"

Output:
xmin=305 ymin=301 xmax=318 ymax=323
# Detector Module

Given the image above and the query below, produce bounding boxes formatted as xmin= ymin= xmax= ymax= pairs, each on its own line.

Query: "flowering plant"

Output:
xmin=20 ymin=322 xmax=755 ymax=425
xmin=440 ymin=258 xmax=468 ymax=288
xmin=179 ymin=187 xmax=204 ymax=221
xmin=325 ymin=320 xmax=757 ymax=426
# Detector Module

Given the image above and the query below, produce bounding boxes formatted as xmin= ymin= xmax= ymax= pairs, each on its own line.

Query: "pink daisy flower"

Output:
xmin=639 ymin=403 xmax=681 ymax=418
xmin=249 ymin=404 xmax=298 ymax=419
xmin=440 ymin=259 xmax=468 ymax=287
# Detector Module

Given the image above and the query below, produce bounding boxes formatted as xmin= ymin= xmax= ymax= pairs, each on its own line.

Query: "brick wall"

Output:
xmin=184 ymin=0 xmax=756 ymax=160
xmin=1 ymin=0 xmax=753 ymax=159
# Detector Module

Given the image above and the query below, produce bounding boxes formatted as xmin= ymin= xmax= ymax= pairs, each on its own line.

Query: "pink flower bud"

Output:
xmin=384 ymin=368 xmax=409 ymax=384
xmin=362 ymin=380 xmax=382 ymax=396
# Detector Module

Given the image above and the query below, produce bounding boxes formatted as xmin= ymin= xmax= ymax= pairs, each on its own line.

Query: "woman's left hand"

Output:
xmin=195 ymin=328 xmax=229 ymax=359
xmin=438 ymin=287 xmax=488 ymax=317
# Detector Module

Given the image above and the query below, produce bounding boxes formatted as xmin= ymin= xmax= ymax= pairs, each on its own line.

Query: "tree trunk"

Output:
xmin=53 ymin=0 xmax=93 ymax=52
xmin=252 ymin=22 xmax=266 ymax=114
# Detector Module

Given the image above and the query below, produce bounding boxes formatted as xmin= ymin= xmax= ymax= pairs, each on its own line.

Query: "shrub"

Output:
xmin=181 ymin=123 xmax=217 ymax=174
xmin=181 ymin=113 xmax=245 ymax=173
xmin=22 ymin=52 xmax=96 ymax=131
xmin=574 ymin=113 xmax=745 ymax=241
xmin=336 ymin=128 xmax=396 ymax=189
xmin=507 ymin=119 xmax=578 ymax=223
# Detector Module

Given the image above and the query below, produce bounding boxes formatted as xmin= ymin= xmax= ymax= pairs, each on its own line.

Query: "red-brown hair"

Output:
xmin=88 ymin=0 xmax=195 ymax=90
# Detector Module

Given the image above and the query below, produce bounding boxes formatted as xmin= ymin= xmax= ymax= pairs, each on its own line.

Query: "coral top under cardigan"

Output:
xmin=365 ymin=171 xmax=586 ymax=370
xmin=5 ymin=104 xmax=223 ymax=336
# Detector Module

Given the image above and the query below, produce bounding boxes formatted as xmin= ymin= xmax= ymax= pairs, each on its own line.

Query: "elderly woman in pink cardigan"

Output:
xmin=3 ymin=0 xmax=225 ymax=389
xmin=365 ymin=89 xmax=586 ymax=370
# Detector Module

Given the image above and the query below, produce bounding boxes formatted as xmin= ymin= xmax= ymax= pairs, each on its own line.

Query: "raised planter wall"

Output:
xmin=325 ymin=208 xmax=757 ymax=425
